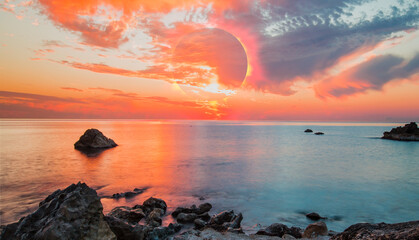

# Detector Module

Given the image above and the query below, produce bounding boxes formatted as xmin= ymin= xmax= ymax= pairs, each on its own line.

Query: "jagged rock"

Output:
xmin=209 ymin=210 xmax=235 ymax=225
xmin=142 ymin=197 xmax=167 ymax=214
xmin=107 ymin=206 xmax=145 ymax=224
xmin=306 ymin=212 xmax=326 ymax=221
xmin=256 ymin=223 xmax=302 ymax=238
xmin=382 ymin=122 xmax=419 ymax=141
xmin=304 ymin=129 xmax=313 ymax=133
xmin=172 ymin=203 xmax=212 ymax=217
xmin=207 ymin=210 xmax=243 ymax=232
xmin=303 ymin=221 xmax=328 ymax=238
xmin=0 ymin=182 xmax=116 ymax=240
xmin=74 ymin=128 xmax=117 ymax=150
xmin=226 ymin=213 xmax=243 ymax=229
xmin=331 ymin=220 xmax=419 ymax=240
xmin=314 ymin=132 xmax=324 ymax=135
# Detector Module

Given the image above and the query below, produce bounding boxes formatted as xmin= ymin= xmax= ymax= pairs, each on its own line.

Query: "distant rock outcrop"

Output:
xmin=331 ymin=221 xmax=419 ymax=240
xmin=306 ymin=212 xmax=326 ymax=221
xmin=74 ymin=128 xmax=117 ymax=150
xmin=304 ymin=129 xmax=313 ymax=133
xmin=0 ymin=182 xmax=116 ymax=240
xmin=314 ymin=132 xmax=324 ymax=135
xmin=382 ymin=122 xmax=419 ymax=141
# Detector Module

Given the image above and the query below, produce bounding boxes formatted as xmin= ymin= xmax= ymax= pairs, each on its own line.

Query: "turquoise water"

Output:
xmin=0 ymin=120 xmax=418 ymax=232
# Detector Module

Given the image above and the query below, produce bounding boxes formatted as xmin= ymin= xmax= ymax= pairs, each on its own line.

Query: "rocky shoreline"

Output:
xmin=1 ymin=183 xmax=418 ymax=240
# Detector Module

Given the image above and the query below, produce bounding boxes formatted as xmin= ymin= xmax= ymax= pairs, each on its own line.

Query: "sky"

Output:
xmin=0 ymin=0 xmax=418 ymax=121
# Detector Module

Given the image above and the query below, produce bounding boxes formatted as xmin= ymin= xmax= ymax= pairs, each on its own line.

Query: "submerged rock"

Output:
xmin=109 ymin=187 xmax=148 ymax=199
xmin=303 ymin=221 xmax=328 ymax=238
xmin=382 ymin=122 xmax=419 ymax=141
xmin=74 ymin=128 xmax=117 ymax=150
xmin=304 ymin=129 xmax=313 ymax=133
xmin=331 ymin=220 xmax=419 ymax=240
xmin=0 ymin=182 xmax=116 ymax=240
xmin=306 ymin=212 xmax=326 ymax=221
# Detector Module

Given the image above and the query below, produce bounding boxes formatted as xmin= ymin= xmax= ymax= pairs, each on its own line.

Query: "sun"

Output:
xmin=172 ymin=28 xmax=248 ymax=95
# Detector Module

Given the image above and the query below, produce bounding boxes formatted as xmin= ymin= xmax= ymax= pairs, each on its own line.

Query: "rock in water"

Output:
xmin=314 ymin=132 xmax=324 ymax=135
xmin=304 ymin=129 xmax=313 ymax=133
xmin=0 ymin=182 xmax=116 ymax=240
xmin=306 ymin=212 xmax=326 ymax=221
xmin=74 ymin=128 xmax=117 ymax=150
xmin=331 ymin=220 xmax=419 ymax=240
xmin=382 ymin=122 xmax=419 ymax=141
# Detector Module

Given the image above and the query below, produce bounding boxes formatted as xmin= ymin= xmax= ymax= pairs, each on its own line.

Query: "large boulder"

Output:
xmin=74 ymin=128 xmax=117 ymax=150
xmin=0 ymin=182 xmax=116 ymax=240
xmin=382 ymin=122 xmax=419 ymax=141
xmin=331 ymin=220 xmax=419 ymax=240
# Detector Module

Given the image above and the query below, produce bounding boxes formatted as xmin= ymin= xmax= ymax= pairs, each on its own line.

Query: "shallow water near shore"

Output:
xmin=0 ymin=119 xmax=418 ymax=232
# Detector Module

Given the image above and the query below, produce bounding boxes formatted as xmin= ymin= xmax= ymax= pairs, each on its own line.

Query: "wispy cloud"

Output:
xmin=314 ymin=53 xmax=419 ymax=98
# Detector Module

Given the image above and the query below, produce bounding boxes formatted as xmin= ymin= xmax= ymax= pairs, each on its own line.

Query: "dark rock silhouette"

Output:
xmin=382 ymin=122 xmax=419 ymax=141
xmin=331 ymin=220 xmax=419 ymax=240
xmin=74 ymin=128 xmax=117 ymax=150
xmin=105 ymin=187 xmax=149 ymax=199
xmin=304 ymin=129 xmax=313 ymax=133
xmin=306 ymin=212 xmax=326 ymax=221
xmin=315 ymin=132 xmax=324 ymax=135
xmin=0 ymin=182 xmax=116 ymax=240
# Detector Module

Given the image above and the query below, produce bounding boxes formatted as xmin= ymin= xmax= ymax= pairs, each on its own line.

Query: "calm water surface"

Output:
xmin=0 ymin=119 xmax=418 ymax=232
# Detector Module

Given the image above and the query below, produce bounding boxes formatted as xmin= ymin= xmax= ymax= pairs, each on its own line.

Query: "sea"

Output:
xmin=0 ymin=119 xmax=418 ymax=232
